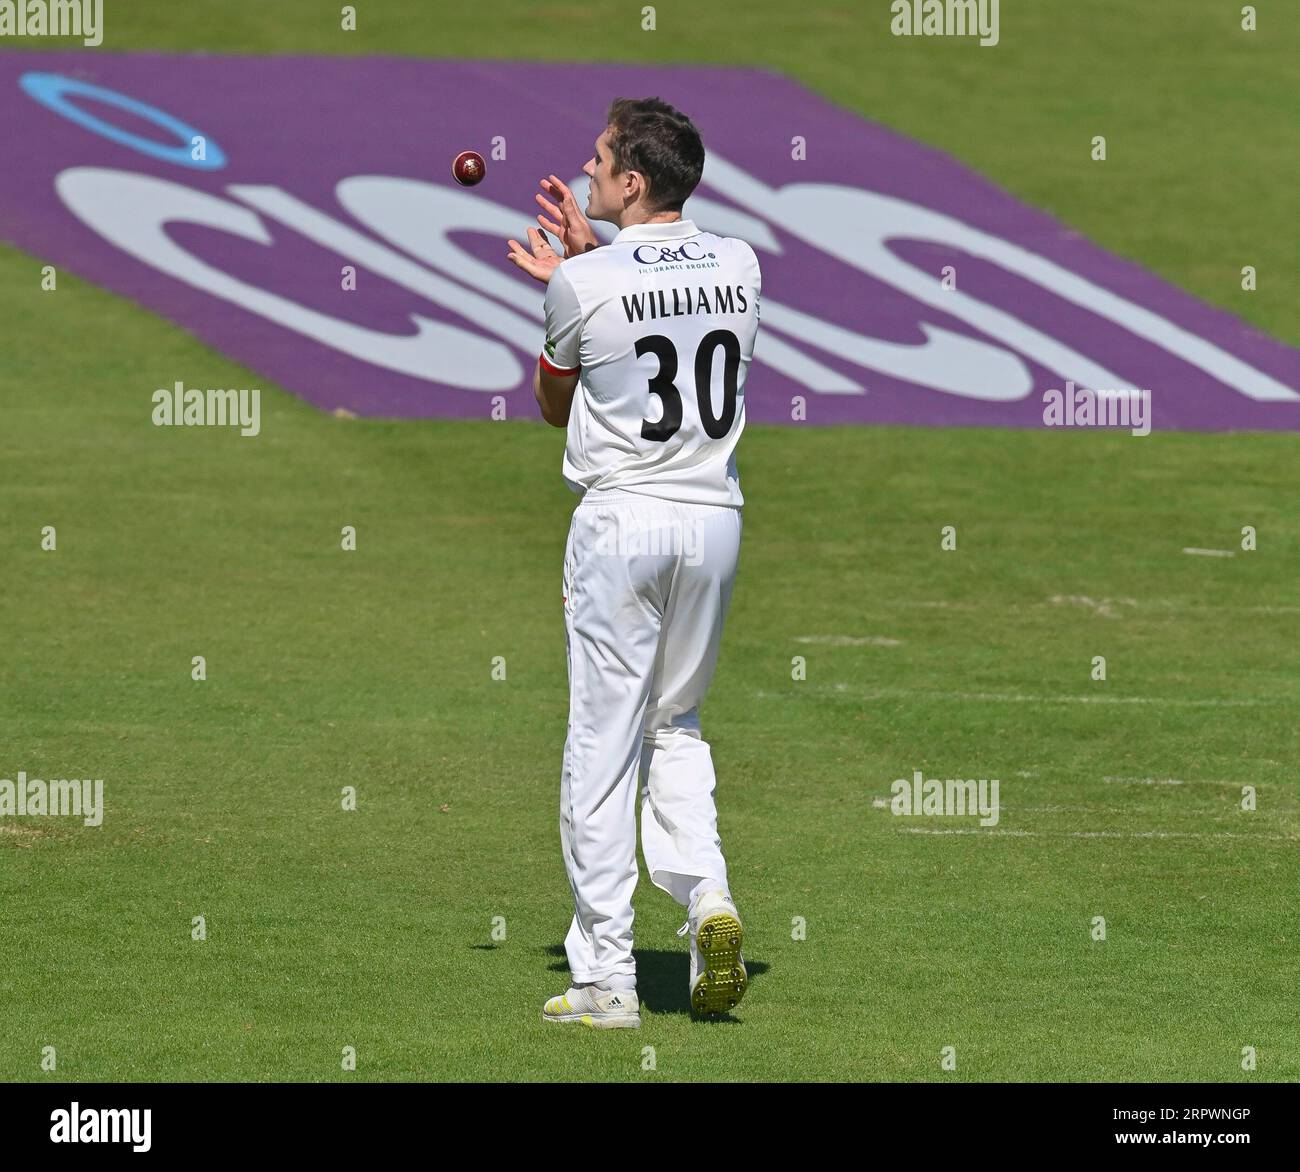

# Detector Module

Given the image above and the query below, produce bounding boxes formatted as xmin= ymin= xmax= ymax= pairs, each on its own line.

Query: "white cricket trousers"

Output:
xmin=559 ymin=487 xmax=741 ymax=985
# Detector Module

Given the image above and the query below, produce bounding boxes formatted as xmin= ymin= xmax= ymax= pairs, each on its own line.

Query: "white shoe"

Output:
xmin=678 ymin=890 xmax=748 ymax=1016
xmin=542 ymin=984 xmax=641 ymax=1029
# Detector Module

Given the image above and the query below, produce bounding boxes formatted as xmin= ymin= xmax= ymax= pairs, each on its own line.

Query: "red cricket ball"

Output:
xmin=452 ymin=150 xmax=486 ymax=187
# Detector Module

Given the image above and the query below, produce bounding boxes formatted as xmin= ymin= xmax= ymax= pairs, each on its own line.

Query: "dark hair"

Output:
xmin=605 ymin=97 xmax=705 ymax=213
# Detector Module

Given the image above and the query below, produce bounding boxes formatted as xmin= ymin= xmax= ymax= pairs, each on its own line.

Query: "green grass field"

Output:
xmin=2 ymin=1 xmax=1298 ymax=1081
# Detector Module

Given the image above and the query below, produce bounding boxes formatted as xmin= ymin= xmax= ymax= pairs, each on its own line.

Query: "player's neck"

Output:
xmin=614 ymin=207 xmax=683 ymax=230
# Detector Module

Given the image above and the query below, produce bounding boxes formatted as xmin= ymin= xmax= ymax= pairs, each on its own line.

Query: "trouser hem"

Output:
xmin=571 ymin=970 xmax=636 ymax=985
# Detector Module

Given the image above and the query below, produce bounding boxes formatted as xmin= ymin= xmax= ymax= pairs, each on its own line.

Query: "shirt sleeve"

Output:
xmin=742 ymin=241 xmax=762 ymax=322
xmin=540 ymin=263 xmax=583 ymax=376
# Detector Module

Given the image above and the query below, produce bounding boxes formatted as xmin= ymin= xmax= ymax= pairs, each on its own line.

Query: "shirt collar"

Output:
xmin=612 ymin=219 xmax=699 ymax=244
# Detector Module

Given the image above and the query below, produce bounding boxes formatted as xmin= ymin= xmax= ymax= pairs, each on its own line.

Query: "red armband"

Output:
xmin=539 ymin=353 xmax=581 ymax=377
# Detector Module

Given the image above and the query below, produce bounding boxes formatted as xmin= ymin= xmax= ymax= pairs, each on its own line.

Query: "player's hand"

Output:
xmin=535 ymin=175 xmax=600 ymax=259
xmin=506 ymin=227 xmax=562 ymax=284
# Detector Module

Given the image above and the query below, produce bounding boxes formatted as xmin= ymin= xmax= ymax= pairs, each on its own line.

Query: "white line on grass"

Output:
xmin=1103 ymin=776 xmax=1184 ymax=785
xmin=880 ymin=600 xmax=1299 ymax=614
xmin=1001 ymin=805 xmax=1136 ymax=813
xmin=756 ymin=686 xmax=1276 ymax=708
xmin=901 ymin=828 xmax=1296 ymax=840
xmin=877 ymin=800 xmax=1132 ymax=814
xmin=1048 ymin=594 xmax=1137 ymax=617
xmin=1099 ymin=776 xmax=1241 ymax=786
xmin=794 ymin=635 xmax=902 ymax=646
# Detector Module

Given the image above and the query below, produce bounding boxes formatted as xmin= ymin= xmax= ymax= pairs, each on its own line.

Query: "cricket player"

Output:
xmin=506 ymin=98 xmax=761 ymax=1028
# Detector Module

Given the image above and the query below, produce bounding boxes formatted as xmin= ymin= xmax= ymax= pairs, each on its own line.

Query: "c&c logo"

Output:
xmin=633 ymin=241 xmax=709 ymax=265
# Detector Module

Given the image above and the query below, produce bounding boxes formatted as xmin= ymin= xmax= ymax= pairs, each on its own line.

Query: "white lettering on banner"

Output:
xmin=53 ymin=157 xmax=1296 ymax=404
xmin=740 ymin=329 xmax=864 ymax=395
xmin=564 ymin=172 xmax=1032 ymax=399
xmin=761 ymin=299 xmax=1033 ymax=400
xmin=332 ymin=177 xmax=558 ymax=319
xmin=54 ymin=168 xmax=521 ymax=389
xmin=232 ymin=181 xmax=543 ymax=345
xmin=695 ymin=155 xmax=1297 ymax=402
xmin=330 ymin=176 xmax=859 ymax=396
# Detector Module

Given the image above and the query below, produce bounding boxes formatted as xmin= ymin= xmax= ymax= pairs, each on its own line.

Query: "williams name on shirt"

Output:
xmin=621 ymin=284 xmax=751 ymax=323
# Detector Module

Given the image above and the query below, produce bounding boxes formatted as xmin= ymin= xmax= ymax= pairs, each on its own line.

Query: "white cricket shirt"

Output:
xmin=541 ymin=219 xmax=761 ymax=508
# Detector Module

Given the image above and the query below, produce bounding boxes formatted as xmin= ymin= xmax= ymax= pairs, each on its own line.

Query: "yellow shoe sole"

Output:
xmin=541 ymin=1011 xmax=641 ymax=1029
xmin=690 ymin=912 xmax=748 ymax=1016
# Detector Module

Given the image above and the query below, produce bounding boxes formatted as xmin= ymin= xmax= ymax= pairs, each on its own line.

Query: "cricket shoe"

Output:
xmin=541 ymin=984 xmax=641 ymax=1029
xmin=678 ymin=890 xmax=747 ymax=1016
